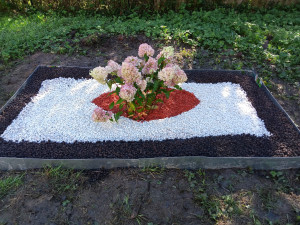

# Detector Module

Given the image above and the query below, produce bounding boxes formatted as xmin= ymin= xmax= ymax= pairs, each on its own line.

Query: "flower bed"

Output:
xmin=0 ymin=66 xmax=299 ymax=159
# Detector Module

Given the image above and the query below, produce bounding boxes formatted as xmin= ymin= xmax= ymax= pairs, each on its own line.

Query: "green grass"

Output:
xmin=0 ymin=173 xmax=24 ymax=199
xmin=185 ymin=169 xmax=242 ymax=222
xmin=42 ymin=165 xmax=83 ymax=195
xmin=0 ymin=8 xmax=299 ymax=81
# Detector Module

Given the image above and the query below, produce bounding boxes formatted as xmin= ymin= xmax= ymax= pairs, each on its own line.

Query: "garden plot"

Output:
xmin=1 ymin=78 xmax=270 ymax=143
xmin=0 ymin=66 xmax=299 ymax=160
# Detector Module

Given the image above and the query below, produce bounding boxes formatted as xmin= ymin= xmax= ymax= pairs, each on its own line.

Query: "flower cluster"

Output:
xmin=158 ymin=65 xmax=188 ymax=87
xmin=138 ymin=43 xmax=155 ymax=58
xmin=92 ymin=107 xmax=113 ymax=122
xmin=142 ymin=57 xmax=158 ymax=75
xmin=90 ymin=67 xmax=109 ymax=84
xmin=90 ymin=43 xmax=188 ymax=122
xmin=120 ymin=62 xmax=142 ymax=84
xmin=119 ymin=84 xmax=137 ymax=102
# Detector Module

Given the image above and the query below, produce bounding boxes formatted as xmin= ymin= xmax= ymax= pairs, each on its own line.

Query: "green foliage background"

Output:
xmin=1 ymin=0 xmax=297 ymax=14
xmin=1 ymin=7 xmax=299 ymax=81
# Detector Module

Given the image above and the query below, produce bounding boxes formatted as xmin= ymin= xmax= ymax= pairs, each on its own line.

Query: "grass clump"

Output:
xmin=141 ymin=165 xmax=165 ymax=175
xmin=258 ymin=188 xmax=277 ymax=211
xmin=43 ymin=165 xmax=83 ymax=195
xmin=0 ymin=173 xmax=24 ymax=199
xmin=185 ymin=169 xmax=241 ymax=222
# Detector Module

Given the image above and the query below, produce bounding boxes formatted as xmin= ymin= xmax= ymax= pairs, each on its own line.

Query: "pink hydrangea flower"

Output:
xmin=165 ymin=63 xmax=174 ymax=68
xmin=173 ymin=65 xmax=188 ymax=85
xmin=136 ymin=79 xmax=147 ymax=92
xmin=92 ymin=107 xmax=113 ymax=122
xmin=142 ymin=57 xmax=158 ymax=75
xmin=120 ymin=62 xmax=142 ymax=84
xmin=124 ymin=56 xmax=142 ymax=67
xmin=158 ymin=67 xmax=176 ymax=84
xmin=117 ymin=68 xmax=122 ymax=77
xmin=119 ymin=84 xmax=137 ymax=102
xmin=90 ymin=66 xmax=109 ymax=84
xmin=106 ymin=60 xmax=121 ymax=73
xmin=158 ymin=65 xmax=187 ymax=87
xmin=138 ymin=43 xmax=155 ymax=58
xmin=156 ymin=46 xmax=175 ymax=64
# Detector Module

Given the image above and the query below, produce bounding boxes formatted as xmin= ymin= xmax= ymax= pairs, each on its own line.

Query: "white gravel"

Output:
xmin=1 ymin=78 xmax=271 ymax=143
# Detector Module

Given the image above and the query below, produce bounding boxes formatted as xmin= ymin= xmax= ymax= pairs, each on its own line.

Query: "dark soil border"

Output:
xmin=0 ymin=66 xmax=299 ymax=169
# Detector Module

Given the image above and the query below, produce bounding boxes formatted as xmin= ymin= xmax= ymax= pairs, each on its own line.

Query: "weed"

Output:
xmin=62 ymin=199 xmax=71 ymax=206
xmin=194 ymin=192 xmax=223 ymax=221
xmin=258 ymin=188 xmax=277 ymax=211
xmin=222 ymin=195 xmax=241 ymax=216
xmin=0 ymin=173 xmax=24 ymax=199
xmin=42 ymin=165 xmax=83 ymax=196
xmin=141 ymin=165 xmax=164 ymax=175
xmin=178 ymin=47 xmax=196 ymax=59
xmin=185 ymin=169 xmax=241 ymax=221
xmin=267 ymin=171 xmax=293 ymax=193
xmin=184 ymin=170 xmax=197 ymax=188
xmin=111 ymin=193 xmax=147 ymax=224
xmin=250 ymin=210 xmax=263 ymax=225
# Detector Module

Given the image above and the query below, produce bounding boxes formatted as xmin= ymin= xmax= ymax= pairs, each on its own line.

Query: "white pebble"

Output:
xmin=1 ymin=78 xmax=271 ymax=143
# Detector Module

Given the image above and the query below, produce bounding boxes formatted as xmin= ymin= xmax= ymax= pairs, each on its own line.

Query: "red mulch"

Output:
xmin=92 ymin=89 xmax=200 ymax=121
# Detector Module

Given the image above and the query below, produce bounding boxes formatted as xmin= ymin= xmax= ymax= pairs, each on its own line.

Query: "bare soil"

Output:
xmin=0 ymin=168 xmax=300 ymax=225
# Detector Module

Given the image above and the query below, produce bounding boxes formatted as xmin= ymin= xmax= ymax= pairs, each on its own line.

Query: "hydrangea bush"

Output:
xmin=90 ymin=43 xmax=188 ymax=122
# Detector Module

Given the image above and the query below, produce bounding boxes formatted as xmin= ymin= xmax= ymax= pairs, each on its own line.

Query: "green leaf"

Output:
xmin=156 ymin=98 xmax=164 ymax=103
xmin=116 ymin=98 xmax=123 ymax=105
xmin=161 ymin=89 xmax=171 ymax=99
xmin=114 ymin=111 xmax=123 ymax=122
xmin=119 ymin=103 xmax=124 ymax=109
xmin=164 ymin=92 xmax=170 ymax=99
xmin=108 ymin=91 xmax=115 ymax=96
xmin=157 ymin=56 xmax=165 ymax=65
xmin=129 ymin=102 xmax=136 ymax=111
xmin=147 ymin=92 xmax=155 ymax=99
xmin=153 ymin=80 xmax=160 ymax=92
xmin=136 ymin=98 xmax=143 ymax=106
xmin=107 ymin=80 xmax=113 ymax=90
xmin=137 ymin=89 xmax=145 ymax=99
xmin=174 ymin=85 xmax=182 ymax=90
xmin=116 ymin=86 xmax=120 ymax=94
xmin=115 ymin=77 xmax=123 ymax=84
xmin=144 ymin=54 xmax=149 ymax=62
xmin=132 ymin=101 xmax=138 ymax=108
xmin=109 ymin=102 xmax=115 ymax=109
xmin=147 ymin=98 xmax=154 ymax=105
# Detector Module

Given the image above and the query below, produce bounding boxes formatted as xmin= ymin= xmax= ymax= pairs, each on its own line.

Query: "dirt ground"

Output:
xmin=0 ymin=35 xmax=300 ymax=225
xmin=0 ymin=167 xmax=300 ymax=225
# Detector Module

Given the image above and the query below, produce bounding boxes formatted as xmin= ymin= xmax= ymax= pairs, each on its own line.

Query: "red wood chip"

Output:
xmin=92 ymin=89 xmax=200 ymax=122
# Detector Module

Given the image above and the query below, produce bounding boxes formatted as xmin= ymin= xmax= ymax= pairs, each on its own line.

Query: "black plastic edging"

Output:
xmin=0 ymin=66 xmax=299 ymax=170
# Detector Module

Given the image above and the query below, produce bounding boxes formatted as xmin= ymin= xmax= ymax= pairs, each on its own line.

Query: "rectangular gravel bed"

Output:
xmin=0 ymin=66 xmax=299 ymax=160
